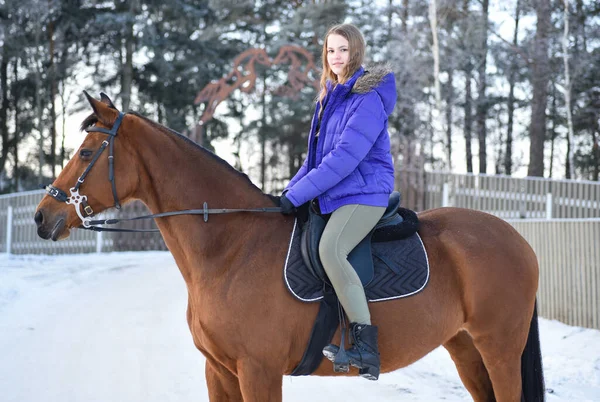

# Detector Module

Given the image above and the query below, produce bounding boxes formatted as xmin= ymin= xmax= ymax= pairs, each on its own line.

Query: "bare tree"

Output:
xmin=429 ymin=0 xmax=448 ymax=169
xmin=48 ymin=12 xmax=58 ymax=178
xmin=476 ymin=0 xmax=489 ymax=173
xmin=462 ymin=0 xmax=474 ymax=173
xmin=445 ymin=67 xmax=454 ymax=171
xmin=528 ymin=0 xmax=551 ymax=177
xmin=0 ymin=43 xmax=9 ymax=179
xmin=400 ymin=0 xmax=409 ymax=34
xmin=429 ymin=0 xmax=441 ymax=111
xmin=562 ymin=0 xmax=575 ymax=178
xmin=33 ymin=7 xmax=45 ymax=183
xmin=121 ymin=0 xmax=138 ymax=111
xmin=505 ymin=0 xmax=520 ymax=175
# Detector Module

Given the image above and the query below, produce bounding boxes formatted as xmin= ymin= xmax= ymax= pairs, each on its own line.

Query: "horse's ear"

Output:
xmin=99 ymin=92 xmax=117 ymax=110
xmin=83 ymin=91 xmax=119 ymax=125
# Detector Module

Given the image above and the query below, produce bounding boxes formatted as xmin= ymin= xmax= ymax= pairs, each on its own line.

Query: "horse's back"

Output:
xmin=417 ymin=207 xmax=539 ymax=278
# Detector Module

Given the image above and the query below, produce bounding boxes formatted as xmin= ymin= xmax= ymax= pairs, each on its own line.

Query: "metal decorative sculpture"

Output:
xmin=194 ymin=45 xmax=320 ymax=126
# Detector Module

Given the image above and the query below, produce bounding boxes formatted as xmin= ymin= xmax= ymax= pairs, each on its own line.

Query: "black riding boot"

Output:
xmin=323 ymin=323 xmax=381 ymax=380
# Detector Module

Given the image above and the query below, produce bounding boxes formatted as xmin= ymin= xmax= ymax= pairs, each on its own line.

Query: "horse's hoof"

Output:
xmin=359 ymin=365 xmax=380 ymax=381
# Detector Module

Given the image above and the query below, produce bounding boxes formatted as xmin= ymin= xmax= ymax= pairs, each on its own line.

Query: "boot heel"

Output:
xmin=359 ymin=365 xmax=380 ymax=381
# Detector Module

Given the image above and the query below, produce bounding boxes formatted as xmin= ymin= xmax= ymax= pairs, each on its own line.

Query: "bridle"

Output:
xmin=44 ymin=112 xmax=124 ymax=229
xmin=43 ymin=111 xmax=282 ymax=233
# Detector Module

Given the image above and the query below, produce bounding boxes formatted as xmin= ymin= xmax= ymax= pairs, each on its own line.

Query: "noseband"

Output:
xmin=43 ymin=111 xmax=282 ymax=232
xmin=44 ymin=112 xmax=125 ymax=228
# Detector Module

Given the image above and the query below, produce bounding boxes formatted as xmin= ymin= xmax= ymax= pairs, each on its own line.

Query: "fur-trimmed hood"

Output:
xmin=352 ymin=63 xmax=396 ymax=115
xmin=352 ymin=63 xmax=393 ymax=93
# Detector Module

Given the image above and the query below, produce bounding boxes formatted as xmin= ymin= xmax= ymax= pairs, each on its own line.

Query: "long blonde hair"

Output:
xmin=318 ymin=24 xmax=365 ymax=103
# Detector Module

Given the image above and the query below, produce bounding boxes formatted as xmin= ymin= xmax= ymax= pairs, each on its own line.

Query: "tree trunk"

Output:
xmin=505 ymin=0 xmax=520 ymax=176
xmin=429 ymin=0 xmax=444 ymax=170
xmin=401 ymin=0 xmax=409 ymax=34
xmin=550 ymin=79 xmax=557 ymax=178
xmin=576 ymin=0 xmax=587 ymax=52
xmin=388 ymin=0 xmax=393 ymax=41
xmin=13 ymin=59 xmax=20 ymax=190
xmin=48 ymin=18 xmax=58 ymax=178
xmin=592 ymin=119 xmax=599 ymax=181
xmin=494 ymin=109 xmax=504 ymax=174
xmin=464 ymin=65 xmax=474 ymax=173
xmin=122 ymin=0 xmax=137 ymax=111
xmin=528 ymin=0 xmax=551 ymax=177
xmin=562 ymin=0 xmax=575 ymax=179
xmin=463 ymin=0 xmax=473 ymax=173
xmin=446 ymin=68 xmax=454 ymax=170
xmin=0 ymin=44 xmax=9 ymax=179
xmin=35 ymin=22 xmax=45 ymax=183
xmin=59 ymin=82 xmax=67 ymax=169
xmin=260 ymin=69 xmax=267 ymax=191
xmin=476 ymin=0 xmax=489 ymax=174
xmin=429 ymin=0 xmax=441 ymax=112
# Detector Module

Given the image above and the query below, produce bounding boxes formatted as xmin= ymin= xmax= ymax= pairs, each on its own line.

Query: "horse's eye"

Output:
xmin=79 ymin=149 xmax=93 ymax=159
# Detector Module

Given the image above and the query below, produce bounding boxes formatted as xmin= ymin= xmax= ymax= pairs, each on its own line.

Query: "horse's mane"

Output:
xmin=79 ymin=111 xmax=263 ymax=193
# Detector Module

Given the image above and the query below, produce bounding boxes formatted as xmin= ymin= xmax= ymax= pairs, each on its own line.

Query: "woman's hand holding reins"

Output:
xmin=279 ymin=194 xmax=297 ymax=215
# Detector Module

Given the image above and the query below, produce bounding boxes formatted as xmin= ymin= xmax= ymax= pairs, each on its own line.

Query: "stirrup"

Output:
xmin=322 ymin=327 xmax=350 ymax=373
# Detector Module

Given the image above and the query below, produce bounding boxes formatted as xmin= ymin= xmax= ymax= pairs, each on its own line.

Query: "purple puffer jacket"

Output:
xmin=285 ymin=65 xmax=396 ymax=214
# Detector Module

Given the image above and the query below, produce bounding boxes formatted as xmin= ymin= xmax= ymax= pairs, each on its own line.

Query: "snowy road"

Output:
xmin=1 ymin=252 xmax=598 ymax=401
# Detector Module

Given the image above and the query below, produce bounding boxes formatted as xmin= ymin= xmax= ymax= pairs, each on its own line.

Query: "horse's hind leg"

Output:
xmin=205 ymin=360 xmax=243 ymax=401
xmin=444 ymin=330 xmax=495 ymax=402
xmin=470 ymin=318 xmax=531 ymax=402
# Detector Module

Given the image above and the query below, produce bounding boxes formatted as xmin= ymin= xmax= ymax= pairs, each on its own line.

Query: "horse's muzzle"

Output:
xmin=34 ymin=209 xmax=68 ymax=241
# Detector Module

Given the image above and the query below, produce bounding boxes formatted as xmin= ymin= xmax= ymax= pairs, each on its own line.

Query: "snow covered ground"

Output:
xmin=0 ymin=251 xmax=598 ymax=402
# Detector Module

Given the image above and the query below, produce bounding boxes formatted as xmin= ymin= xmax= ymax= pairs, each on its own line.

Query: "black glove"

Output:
xmin=279 ymin=194 xmax=297 ymax=215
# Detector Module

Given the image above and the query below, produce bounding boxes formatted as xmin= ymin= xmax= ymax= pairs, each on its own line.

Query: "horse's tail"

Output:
xmin=521 ymin=300 xmax=545 ymax=401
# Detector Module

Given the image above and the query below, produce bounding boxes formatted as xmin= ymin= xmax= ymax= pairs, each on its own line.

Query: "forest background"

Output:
xmin=0 ymin=0 xmax=598 ymax=195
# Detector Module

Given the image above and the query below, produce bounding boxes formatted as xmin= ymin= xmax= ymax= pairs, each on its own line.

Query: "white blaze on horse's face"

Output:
xmin=34 ymin=93 xmax=132 ymax=241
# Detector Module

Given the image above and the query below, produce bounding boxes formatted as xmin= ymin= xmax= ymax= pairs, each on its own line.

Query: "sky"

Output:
xmin=0 ymin=250 xmax=599 ymax=402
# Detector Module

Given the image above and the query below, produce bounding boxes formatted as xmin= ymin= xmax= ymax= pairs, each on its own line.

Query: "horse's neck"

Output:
xmin=131 ymin=124 xmax=275 ymax=281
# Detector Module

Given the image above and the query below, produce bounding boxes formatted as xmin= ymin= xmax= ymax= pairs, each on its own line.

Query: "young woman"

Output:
xmin=280 ymin=23 xmax=396 ymax=380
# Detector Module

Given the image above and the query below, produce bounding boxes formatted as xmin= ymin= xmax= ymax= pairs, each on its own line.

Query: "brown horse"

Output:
xmin=34 ymin=94 xmax=545 ymax=402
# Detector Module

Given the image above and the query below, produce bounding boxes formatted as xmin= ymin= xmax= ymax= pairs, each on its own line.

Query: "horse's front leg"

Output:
xmin=205 ymin=360 xmax=243 ymax=402
xmin=237 ymin=359 xmax=283 ymax=402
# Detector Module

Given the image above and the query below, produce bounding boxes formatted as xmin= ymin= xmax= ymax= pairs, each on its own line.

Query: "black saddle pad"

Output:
xmin=284 ymin=219 xmax=430 ymax=302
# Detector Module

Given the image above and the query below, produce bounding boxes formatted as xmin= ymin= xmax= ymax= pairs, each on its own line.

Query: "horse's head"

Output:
xmin=34 ymin=92 xmax=139 ymax=240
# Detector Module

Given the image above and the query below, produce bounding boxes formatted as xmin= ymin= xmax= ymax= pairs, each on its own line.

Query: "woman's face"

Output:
xmin=327 ymin=34 xmax=349 ymax=78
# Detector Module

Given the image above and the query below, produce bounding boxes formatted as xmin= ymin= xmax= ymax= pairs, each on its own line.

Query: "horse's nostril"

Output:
xmin=34 ymin=210 xmax=44 ymax=226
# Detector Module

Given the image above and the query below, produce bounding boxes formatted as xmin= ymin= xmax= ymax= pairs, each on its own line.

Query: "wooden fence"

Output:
xmin=508 ymin=219 xmax=599 ymax=330
xmin=396 ymin=170 xmax=600 ymax=329
xmin=398 ymin=169 xmax=600 ymax=218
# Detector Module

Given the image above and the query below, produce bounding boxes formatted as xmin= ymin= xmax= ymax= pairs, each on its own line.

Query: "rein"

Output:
xmin=43 ymin=111 xmax=283 ymax=233
xmin=82 ymin=205 xmax=284 ymax=233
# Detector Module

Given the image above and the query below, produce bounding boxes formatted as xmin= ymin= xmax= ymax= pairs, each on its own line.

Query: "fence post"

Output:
xmin=96 ymin=230 xmax=103 ymax=253
xmin=442 ymin=183 xmax=450 ymax=207
xmin=6 ymin=205 xmax=13 ymax=255
xmin=546 ymin=193 xmax=553 ymax=219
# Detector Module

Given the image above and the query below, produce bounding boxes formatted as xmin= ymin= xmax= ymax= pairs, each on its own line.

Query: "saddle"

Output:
xmin=300 ymin=191 xmax=418 ymax=286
